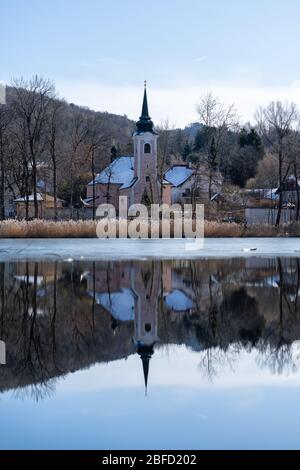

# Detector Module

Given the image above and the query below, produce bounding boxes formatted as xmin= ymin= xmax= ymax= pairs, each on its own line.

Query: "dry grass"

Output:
xmin=1 ymin=219 xmax=300 ymax=238
xmin=0 ymin=219 xmax=97 ymax=238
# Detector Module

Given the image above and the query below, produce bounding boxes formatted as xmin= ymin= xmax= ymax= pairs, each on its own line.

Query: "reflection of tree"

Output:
xmin=14 ymin=377 xmax=58 ymax=402
xmin=2 ymin=258 xmax=300 ymax=397
xmin=198 ymin=345 xmax=239 ymax=382
xmin=256 ymin=342 xmax=296 ymax=375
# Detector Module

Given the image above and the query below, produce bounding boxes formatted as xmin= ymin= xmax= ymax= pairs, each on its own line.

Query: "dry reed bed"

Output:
xmin=0 ymin=219 xmax=300 ymax=238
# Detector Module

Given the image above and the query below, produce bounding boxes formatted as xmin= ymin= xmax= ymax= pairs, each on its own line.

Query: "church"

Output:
xmin=84 ymin=84 xmax=209 ymax=210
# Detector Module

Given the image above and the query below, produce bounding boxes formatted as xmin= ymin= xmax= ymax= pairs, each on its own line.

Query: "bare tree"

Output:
xmin=157 ymin=119 xmax=175 ymax=201
xmin=84 ymin=114 xmax=109 ymax=219
xmin=10 ymin=76 xmax=56 ymax=218
xmin=68 ymin=107 xmax=89 ymax=218
xmin=47 ymin=99 xmax=64 ymax=220
xmin=255 ymin=101 xmax=298 ymax=226
xmin=0 ymin=104 xmax=10 ymax=219
xmin=196 ymin=93 xmax=239 ymax=198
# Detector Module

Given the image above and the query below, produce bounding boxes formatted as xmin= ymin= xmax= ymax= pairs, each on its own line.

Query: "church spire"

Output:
xmin=142 ymin=355 xmax=150 ymax=396
xmin=141 ymin=80 xmax=149 ymax=119
xmin=137 ymin=343 xmax=154 ymax=396
xmin=136 ymin=81 xmax=156 ymax=134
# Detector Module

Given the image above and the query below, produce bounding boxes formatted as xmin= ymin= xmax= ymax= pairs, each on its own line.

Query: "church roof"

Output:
xmin=88 ymin=287 xmax=136 ymax=322
xmin=88 ymin=156 xmax=136 ymax=190
xmin=163 ymin=165 xmax=194 ymax=187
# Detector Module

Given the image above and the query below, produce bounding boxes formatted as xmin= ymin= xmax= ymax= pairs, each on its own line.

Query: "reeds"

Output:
xmin=1 ymin=219 xmax=300 ymax=238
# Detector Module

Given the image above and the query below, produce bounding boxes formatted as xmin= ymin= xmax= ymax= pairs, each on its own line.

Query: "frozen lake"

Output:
xmin=0 ymin=237 xmax=300 ymax=261
xmin=1 ymin=255 xmax=300 ymax=449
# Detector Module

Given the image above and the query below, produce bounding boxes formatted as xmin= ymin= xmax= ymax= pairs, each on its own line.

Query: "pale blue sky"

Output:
xmin=1 ymin=0 xmax=300 ymax=125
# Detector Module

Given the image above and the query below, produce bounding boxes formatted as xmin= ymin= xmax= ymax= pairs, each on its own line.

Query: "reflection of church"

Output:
xmin=86 ymin=262 xmax=196 ymax=392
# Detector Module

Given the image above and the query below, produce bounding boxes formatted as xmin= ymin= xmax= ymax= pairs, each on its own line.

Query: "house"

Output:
xmin=163 ymin=165 xmax=194 ymax=205
xmin=14 ymin=193 xmax=64 ymax=219
xmin=85 ymin=84 xmax=222 ymax=210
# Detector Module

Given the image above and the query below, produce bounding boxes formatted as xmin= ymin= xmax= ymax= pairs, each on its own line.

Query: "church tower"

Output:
xmin=132 ymin=83 xmax=160 ymax=205
xmin=132 ymin=262 xmax=161 ymax=395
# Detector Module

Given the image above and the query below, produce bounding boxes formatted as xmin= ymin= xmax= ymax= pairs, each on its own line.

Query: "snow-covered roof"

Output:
xmin=88 ymin=156 xmax=135 ymax=190
xmin=14 ymin=193 xmax=44 ymax=202
xmin=14 ymin=275 xmax=44 ymax=286
xmin=163 ymin=165 xmax=194 ymax=187
xmin=89 ymin=288 xmax=136 ymax=322
xmin=164 ymin=289 xmax=195 ymax=312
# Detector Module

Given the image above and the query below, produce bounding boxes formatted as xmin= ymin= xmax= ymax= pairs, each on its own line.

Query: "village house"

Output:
xmin=245 ymin=176 xmax=300 ymax=225
xmin=14 ymin=193 xmax=64 ymax=219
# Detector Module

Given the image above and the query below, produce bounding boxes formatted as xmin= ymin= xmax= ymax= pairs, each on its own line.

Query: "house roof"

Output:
xmin=164 ymin=289 xmax=195 ymax=312
xmin=88 ymin=156 xmax=136 ymax=190
xmin=88 ymin=288 xmax=136 ymax=322
xmin=163 ymin=165 xmax=194 ymax=187
xmin=14 ymin=193 xmax=64 ymax=203
xmin=14 ymin=193 xmax=44 ymax=202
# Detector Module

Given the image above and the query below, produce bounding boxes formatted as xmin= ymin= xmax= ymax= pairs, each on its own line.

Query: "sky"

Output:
xmin=2 ymin=346 xmax=300 ymax=449
xmin=1 ymin=0 xmax=300 ymax=127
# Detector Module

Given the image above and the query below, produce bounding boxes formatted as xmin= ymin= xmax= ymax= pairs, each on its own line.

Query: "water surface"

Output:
xmin=1 ymin=257 xmax=300 ymax=449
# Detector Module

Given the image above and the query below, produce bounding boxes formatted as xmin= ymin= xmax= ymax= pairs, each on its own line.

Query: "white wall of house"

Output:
xmin=171 ymin=172 xmax=222 ymax=205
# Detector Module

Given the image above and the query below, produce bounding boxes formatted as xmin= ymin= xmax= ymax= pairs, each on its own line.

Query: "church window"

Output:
xmin=144 ymin=143 xmax=151 ymax=154
xmin=145 ymin=323 xmax=152 ymax=333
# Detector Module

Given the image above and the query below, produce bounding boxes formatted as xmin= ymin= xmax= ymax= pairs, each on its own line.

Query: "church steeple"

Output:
xmin=137 ymin=343 xmax=154 ymax=396
xmin=141 ymin=81 xmax=149 ymax=118
xmin=136 ymin=81 xmax=156 ymax=134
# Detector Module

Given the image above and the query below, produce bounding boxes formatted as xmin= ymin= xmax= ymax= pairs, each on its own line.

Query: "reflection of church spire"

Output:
xmin=137 ymin=343 xmax=154 ymax=396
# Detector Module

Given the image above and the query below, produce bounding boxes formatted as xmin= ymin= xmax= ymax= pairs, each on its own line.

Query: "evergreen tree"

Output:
xmin=209 ymin=137 xmax=218 ymax=171
xmin=182 ymin=141 xmax=191 ymax=162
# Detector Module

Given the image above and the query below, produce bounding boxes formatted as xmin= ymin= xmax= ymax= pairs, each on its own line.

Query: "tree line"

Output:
xmin=0 ymin=76 xmax=134 ymax=220
xmin=1 ymin=76 xmax=300 ymax=226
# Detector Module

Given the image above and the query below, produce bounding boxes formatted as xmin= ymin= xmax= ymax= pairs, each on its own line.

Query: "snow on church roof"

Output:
xmin=163 ymin=165 xmax=194 ymax=187
xmin=88 ymin=156 xmax=135 ymax=190
xmin=88 ymin=288 xmax=136 ymax=322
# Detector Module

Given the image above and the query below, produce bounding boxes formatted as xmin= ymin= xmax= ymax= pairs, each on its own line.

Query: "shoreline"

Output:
xmin=1 ymin=219 xmax=300 ymax=239
xmin=0 ymin=238 xmax=299 ymax=261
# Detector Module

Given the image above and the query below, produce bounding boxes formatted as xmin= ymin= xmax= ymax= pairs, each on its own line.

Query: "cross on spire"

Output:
xmin=136 ymin=81 xmax=156 ymax=134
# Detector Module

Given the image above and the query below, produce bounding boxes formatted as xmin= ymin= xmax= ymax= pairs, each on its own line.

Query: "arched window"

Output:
xmin=144 ymin=143 xmax=151 ymax=154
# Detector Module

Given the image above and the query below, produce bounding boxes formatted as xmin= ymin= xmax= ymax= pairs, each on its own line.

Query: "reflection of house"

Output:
xmin=14 ymin=193 xmax=64 ymax=219
xmin=164 ymin=290 xmax=194 ymax=313
xmin=15 ymin=262 xmax=62 ymax=284
xmin=86 ymin=261 xmax=197 ymax=392
xmin=86 ymin=262 xmax=197 ymax=321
